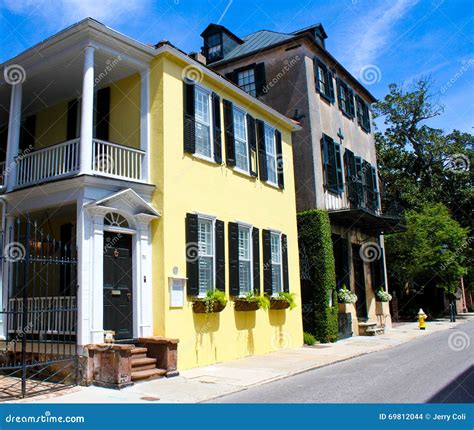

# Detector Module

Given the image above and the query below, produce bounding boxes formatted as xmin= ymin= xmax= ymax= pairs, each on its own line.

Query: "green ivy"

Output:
xmin=298 ymin=210 xmax=339 ymax=343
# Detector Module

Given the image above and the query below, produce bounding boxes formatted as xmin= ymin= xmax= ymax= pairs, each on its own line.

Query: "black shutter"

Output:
xmin=313 ymin=58 xmax=320 ymax=92
xmin=183 ymin=80 xmax=196 ymax=154
xmin=275 ymin=129 xmax=284 ymax=189
xmin=66 ymin=99 xmax=79 ymax=140
xmin=252 ymin=227 xmax=260 ymax=294
xmin=336 ymin=78 xmax=342 ymax=110
xmin=344 ymin=149 xmax=357 ymax=203
xmin=228 ymin=222 xmax=239 ymax=296
xmin=212 ymin=92 xmax=222 ymax=163
xmin=355 ymin=156 xmax=364 ymax=205
xmin=348 ymin=89 xmax=355 ymax=117
xmin=225 ymin=71 xmax=237 ymax=84
xmin=246 ymin=114 xmax=258 ymax=177
xmin=20 ymin=115 xmax=36 ymax=151
xmin=262 ymin=229 xmax=272 ymax=295
xmin=335 ymin=143 xmax=344 ymax=193
xmin=255 ymin=63 xmax=266 ymax=96
xmin=185 ymin=213 xmax=199 ymax=296
xmin=215 ymin=219 xmax=225 ymax=292
xmin=371 ymin=166 xmax=379 ymax=209
xmin=95 ymin=87 xmax=110 ymax=141
xmin=328 ymin=71 xmax=335 ymax=102
xmin=281 ymin=234 xmax=289 ymax=293
xmin=223 ymin=99 xmax=235 ymax=166
xmin=256 ymin=119 xmax=267 ymax=181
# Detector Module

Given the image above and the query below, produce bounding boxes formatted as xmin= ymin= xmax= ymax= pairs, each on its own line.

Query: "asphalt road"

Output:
xmin=209 ymin=320 xmax=474 ymax=403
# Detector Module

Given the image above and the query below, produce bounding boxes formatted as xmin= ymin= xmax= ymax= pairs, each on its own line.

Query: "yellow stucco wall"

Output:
xmin=149 ymin=53 xmax=303 ymax=370
xmin=29 ymin=74 xmax=140 ymax=149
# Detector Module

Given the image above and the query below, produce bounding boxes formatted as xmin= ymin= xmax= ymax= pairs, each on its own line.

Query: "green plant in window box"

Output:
xmin=375 ymin=289 xmax=392 ymax=302
xmin=193 ymin=289 xmax=228 ymax=314
xmin=337 ymin=285 xmax=358 ymax=304
xmin=269 ymin=291 xmax=297 ymax=310
xmin=234 ymin=291 xmax=270 ymax=311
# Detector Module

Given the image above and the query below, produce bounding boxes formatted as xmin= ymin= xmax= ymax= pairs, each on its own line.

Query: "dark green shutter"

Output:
xmin=215 ymin=219 xmax=225 ymax=292
xmin=281 ymin=234 xmax=289 ymax=293
xmin=255 ymin=63 xmax=266 ymax=96
xmin=275 ymin=129 xmax=284 ymax=189
xmin=185 ymin=213 xmax=199 ymax=296
xmin=371 ymin=166 xmax=379 ymax=209
xmin=228 ymin=222 xmax=239 ymax=296
xmin=334 ymin=143 xmax=344 ymax=193
xmin=256 ymin=119 xmax=267 ymax=181
xmin=355 ymin=156 xmax=364 ymax=205
xmin=211 ymin=92 xmax=222 ymax=163
xmin=20 ymin=115 xmax=36 ymax=151
xmin=313 ymin=58 xmax=320 ymax=92
xmin=348 ymin=89 xmax=355 ymax=118
xmin=183 ymin=80 xmax=196 ymax=154
xmin=95 ymin=87 xmax=110 ymax=141
xmin=336 ymin=78 xmax=343 ymax=110
xmin=223 ymin=99 xmax=235 ymax=166
xmin=262 ymin=229 xmax=272 ymax=295
xmin=66 ymin=99 xmax=79 ymax=140
xmin=252 ymin=227 xmax=260 ymax=294
xmin=344 ymin=149 xmax=357 ymax=203
xmin=246 ymin=114 xmax=258 ymax=177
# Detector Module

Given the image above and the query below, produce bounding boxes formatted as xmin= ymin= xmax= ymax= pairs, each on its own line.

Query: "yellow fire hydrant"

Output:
xmin=418 ymin=308 xmax=427 ymax=330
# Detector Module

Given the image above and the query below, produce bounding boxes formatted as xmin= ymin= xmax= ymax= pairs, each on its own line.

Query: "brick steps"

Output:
xmin=130 ymin=347 xmax=166 ymax=382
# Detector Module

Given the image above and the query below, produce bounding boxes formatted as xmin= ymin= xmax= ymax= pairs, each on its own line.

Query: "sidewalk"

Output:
xmin=20 ymin=314 xmax=474 ymax=404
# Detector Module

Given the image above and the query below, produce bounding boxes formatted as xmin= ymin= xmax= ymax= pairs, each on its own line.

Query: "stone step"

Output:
xmin=131 ymin=368 xmax=167 ymax=382
xmin=366 ymin=327 xmax=385 ymax=336
xmin=130 ymin=347 xmax=148 ymax=359
xmin=131 ymin=357 xmax=157 ymax=369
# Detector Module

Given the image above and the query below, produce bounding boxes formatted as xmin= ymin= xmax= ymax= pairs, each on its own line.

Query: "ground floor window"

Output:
xmin=238 ymin=225 xmax=252 ymax=294
xmin=198 ymin=217 xmax=214 ymax=295
xmin=270 ymin=231 xmax=283 ymax=294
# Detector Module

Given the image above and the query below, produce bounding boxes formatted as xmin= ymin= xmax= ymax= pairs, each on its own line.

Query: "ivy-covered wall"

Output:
xmin=298 ymin=209 xmax=338 ymax=343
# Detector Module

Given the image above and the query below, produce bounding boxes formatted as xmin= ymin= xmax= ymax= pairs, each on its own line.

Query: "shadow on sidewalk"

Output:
xmin=427 ymin=365 xmax=474 ymax=403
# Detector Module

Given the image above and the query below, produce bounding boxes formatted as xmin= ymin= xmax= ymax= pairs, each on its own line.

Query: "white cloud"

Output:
xmin=2 ymin=0 xmax=152 ymax=27
xmin=343 ymin=0 xmax=419 ymax=74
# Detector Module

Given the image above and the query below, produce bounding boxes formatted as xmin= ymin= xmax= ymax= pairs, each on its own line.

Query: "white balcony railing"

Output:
xmin=7 ymin=296 xmax=77 ymax=335
xmin=16 ymin=139 xmax=80 ymax=187
xmin=92 ymin=139 xmax=145 ymax=181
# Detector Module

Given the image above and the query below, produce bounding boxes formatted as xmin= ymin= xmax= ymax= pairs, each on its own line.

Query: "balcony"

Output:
xmin=15 ymin=138 xmax=145 ymax=188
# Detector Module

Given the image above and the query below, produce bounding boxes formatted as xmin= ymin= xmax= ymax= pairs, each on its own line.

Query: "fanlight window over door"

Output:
xmin=104 ymin=213 xmax=129 ymax=228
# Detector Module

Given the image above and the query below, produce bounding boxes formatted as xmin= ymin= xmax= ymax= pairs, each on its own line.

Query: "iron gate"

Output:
xmin=0 ymin=217 xmax=78 ymax=400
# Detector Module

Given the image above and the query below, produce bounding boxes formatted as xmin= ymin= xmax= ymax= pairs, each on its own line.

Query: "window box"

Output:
xmin=192 ymin=298 xmax=226 ymax=314
xmin=234 ymin=297 xmax=260 ymax=312
xmin=338 ymin=302 xmax=355 ymax=314
xmin=269 ymin=297 xmax=291 ymax=310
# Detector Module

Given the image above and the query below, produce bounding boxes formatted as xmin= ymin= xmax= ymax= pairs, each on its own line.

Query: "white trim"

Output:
xmin=194 ymin=211 xmax=216 ymax=221
xmin=237 ymin=223 xmax=253 ymax=296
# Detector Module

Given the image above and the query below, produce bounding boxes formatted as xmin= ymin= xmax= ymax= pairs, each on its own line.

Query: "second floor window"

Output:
xmin=337 ymin=79 xmax=355 ymax=118
xmin=270 ymin=232 xmax=283 ymax=294
xmin=264 ymin=124 xmax=278 ymax=185
xmin=315 ymin=59 xmax=334 ymax=102
xmin=356 ymin=95 xmax=371 ymax=133
xmin=233 ymin=107 xmax=249 ymax=172
xmin=237 ymin=68 xmax=256 ymax=97
xmin=198 ymin=217 xmax=214 ymax=295
xmin=322 ymin=134 xmax=344 ymax=194
xmin=238 ymin=225 xmax=252 ymax=294
xmin=195 ymin=86 xmax=212 ymax=159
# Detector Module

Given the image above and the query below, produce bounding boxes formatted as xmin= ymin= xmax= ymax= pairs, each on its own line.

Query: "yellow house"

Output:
xmin=0 ymin=17 xmax=302 ymax=389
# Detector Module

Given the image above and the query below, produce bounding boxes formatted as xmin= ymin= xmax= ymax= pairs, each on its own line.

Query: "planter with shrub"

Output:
xmin=193 ymin=290 xmax=227 ymax=314
xmin=234 ymin=292 xmax=270 ymax=312
xmin=269 ymin=292 xmax=297 ymax=310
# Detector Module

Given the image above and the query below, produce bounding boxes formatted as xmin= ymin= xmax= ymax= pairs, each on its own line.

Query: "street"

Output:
xmin=209 ymin=321 xmax=474 ymax=403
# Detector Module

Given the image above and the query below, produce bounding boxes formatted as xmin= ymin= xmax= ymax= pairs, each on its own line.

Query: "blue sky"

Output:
xmin=0 ymin=0 xmax=473 ymax=132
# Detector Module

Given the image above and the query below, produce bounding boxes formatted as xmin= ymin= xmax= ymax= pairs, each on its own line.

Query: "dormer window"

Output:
xmin=206 ymin=33 xmax=222 ymax=61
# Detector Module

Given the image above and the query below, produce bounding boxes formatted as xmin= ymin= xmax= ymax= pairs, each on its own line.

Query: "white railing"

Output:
xmin=0 ymin=161 xmax=5 ymax=186
xmin=16 ymin=139 xmax=80 ymax=187
xmin=7 ymin=296 xmax=77 ymax=335
xmin=92 ymin=139 xmax=144 ymax=181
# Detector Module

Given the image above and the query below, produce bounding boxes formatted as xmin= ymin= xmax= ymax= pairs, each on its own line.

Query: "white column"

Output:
xmin=5 ymin=83 xmax=22 ymax=191
xmin=136 ymin=215 xmax=154 ymax=337
xmin=140 ymin=69 xmax=150 ymax=182
xmin=79 ymin=46 xmax=95 ymax=176
xmin=89 ymin=208 xmax=106 ymax=344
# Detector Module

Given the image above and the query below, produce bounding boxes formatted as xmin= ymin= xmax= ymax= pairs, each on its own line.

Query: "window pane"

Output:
xmin=198 ymin=218 xmax=214 ymax=294
xmin=237 ymin=69 xmax=256 ymax=96
xmin=270 ymin=232 xmax=282 ymax=293
xmin=265 ymin=125 xmax=277 ymax=184
xmin=234 ymin=108 xmax=249 ymax=172
xmin=238 ymin=226 xmax=252 ymax=294
xmin=195 ymin=88 xmax=211 ymax=157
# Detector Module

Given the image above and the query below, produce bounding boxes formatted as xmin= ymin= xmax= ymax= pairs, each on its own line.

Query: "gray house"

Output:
xmin=198 ymin=23 xmax=403 ymax=336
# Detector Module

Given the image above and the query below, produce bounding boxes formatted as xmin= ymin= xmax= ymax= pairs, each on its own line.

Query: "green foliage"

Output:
xmin=385 ymin=203 xmax=468 ymax=295
xmin=241 ymin=291 xmax=270 ymax=310
xmin=337 ymin=285 xmax=358 ymax=304
xmin=203 ymin=289 xmax=227 ymax=313
xmin=273 ymin=291 xmax=297 ymax=310
xmin=376 ymin=290 xmax=392 ymax=302
xmin=297 ymin=210 xmax=338 ymax=343
xmin=303 ymin=332 xmax=316 ymax=346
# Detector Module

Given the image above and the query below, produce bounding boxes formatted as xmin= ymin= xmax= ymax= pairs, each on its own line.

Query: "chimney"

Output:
xmin=189 ymin=52 xmax=207 ymax=65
